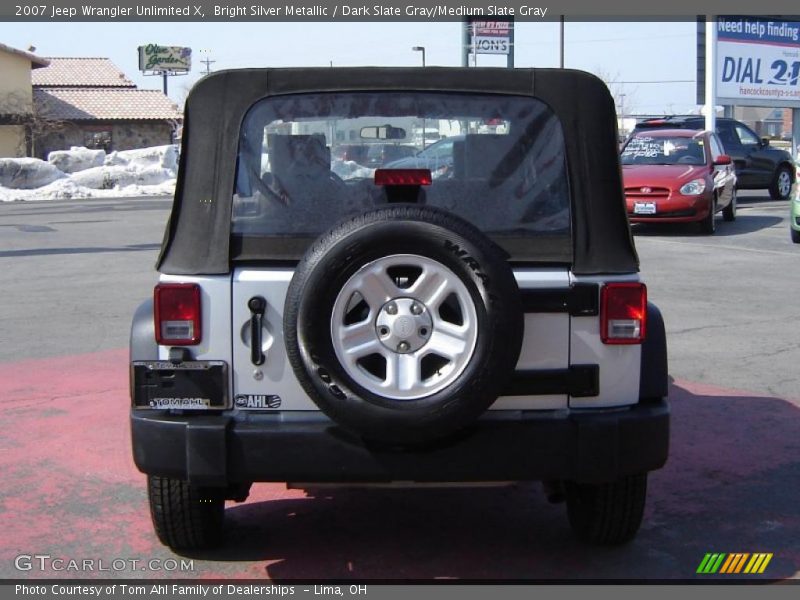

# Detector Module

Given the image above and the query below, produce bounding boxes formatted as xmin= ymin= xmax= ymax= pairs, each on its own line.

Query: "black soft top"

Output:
xmin=157 ymin=67 xmax=638 ymax=275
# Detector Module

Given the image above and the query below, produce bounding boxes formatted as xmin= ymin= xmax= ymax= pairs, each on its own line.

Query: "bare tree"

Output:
xmin=592 ymin=68 xmax=638 ymax=118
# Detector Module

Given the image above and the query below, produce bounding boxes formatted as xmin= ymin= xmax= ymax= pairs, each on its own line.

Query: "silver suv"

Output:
xmin=130 ymin=67 xmax=670 ymax=551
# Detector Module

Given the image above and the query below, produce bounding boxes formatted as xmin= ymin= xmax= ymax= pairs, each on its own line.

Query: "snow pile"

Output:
xmin=0 ymin=158 xmax=66 ymax=189
xmin=14 ymin=178 xmax=178 ymax=201
xmin=70 ymin=164 xmax=176 ymax=190
xmin=47 ymin=147 xmax=105 ymax=173
xmin=0 ymin=145 xmax=178 ymax=202
xmin=105 ymin=145 xmax=179 ymax=171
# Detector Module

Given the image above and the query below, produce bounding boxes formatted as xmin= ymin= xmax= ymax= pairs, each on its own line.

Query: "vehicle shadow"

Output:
xmin=631 ymin=215 xmax=783 ymax=238
xmin=193 ymin=383 xmax=800 ymax=581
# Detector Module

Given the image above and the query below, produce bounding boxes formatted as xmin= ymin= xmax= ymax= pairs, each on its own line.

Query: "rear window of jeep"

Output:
xmin=232 ymin=92 xmax=570 ymax=253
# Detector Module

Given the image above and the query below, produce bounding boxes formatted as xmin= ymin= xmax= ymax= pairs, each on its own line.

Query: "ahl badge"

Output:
xmin=235 ymin=394 xmax=282 ymax=409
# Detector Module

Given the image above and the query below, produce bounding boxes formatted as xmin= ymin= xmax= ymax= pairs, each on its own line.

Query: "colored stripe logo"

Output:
xmin=697 ymin=553 xmax=773 ymax=574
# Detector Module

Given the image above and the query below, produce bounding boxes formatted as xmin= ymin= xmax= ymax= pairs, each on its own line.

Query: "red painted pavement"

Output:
xmin=1 ymin=350 xmax=798 ymax=580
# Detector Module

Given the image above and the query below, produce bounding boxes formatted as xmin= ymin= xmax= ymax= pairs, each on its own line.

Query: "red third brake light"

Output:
xmin=600 ymin=283 xmax=647 ymax=345
xmin=374 ymin=169 xmax=432 ymax=186
xmin=154 ymin=283 xmax=202 ymax=345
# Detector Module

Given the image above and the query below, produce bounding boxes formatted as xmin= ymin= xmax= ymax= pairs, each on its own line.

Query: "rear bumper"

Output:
xmin=131 ymin=399 xmax=669 ymax=486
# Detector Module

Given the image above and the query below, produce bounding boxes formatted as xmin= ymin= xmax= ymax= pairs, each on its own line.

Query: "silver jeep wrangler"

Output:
xmin=130 ymin=67 xmax=669 ymax=550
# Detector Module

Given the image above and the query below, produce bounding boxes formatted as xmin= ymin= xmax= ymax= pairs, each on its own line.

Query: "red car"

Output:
xmin=621 ymin=129 xmax=737 ymax=234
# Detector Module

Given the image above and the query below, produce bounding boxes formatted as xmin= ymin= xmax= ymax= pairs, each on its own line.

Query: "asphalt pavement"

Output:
xmin=0 ymin=193 xmax=798 ymax=581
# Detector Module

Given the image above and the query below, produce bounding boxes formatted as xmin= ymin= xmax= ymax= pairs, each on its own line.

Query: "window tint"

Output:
xmin=232 ymin=92 xmax=571 ymax=240
xmin=716 ymin=123 xmax=739 ymax=150
xmin=709 ymin=134 xmax=723 ymax=159
xmin=735 ymin=124 xmax=760 ymax=145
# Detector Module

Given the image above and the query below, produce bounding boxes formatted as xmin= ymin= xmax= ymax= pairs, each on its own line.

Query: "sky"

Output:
xmin=0 ymin=20 xmax=699 ymax=114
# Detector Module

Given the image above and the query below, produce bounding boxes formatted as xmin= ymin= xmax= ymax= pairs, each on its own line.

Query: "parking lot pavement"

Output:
xmin=0 ymin=351 xmax=798 ymax=580
xmin=0 ymin=193 xmax=798 ymax=580
xmin=634 ymin=191 xmax=800 ymax=403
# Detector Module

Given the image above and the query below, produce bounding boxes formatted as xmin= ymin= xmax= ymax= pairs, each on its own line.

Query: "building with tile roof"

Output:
xmin=31 ymin=57 xmax=182 ymax=158
xmin=32 ymin=57 xmax=136 ymax=88
xmin=0 ymin=43 xmax=49 ymax=157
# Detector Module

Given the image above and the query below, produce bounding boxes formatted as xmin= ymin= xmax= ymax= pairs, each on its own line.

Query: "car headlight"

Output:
xmin=679 ymin=179 xmax=706 ymax=196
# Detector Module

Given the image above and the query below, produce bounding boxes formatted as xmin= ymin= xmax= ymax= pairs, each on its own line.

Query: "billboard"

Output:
xmin=715 ymin=16 xmax=800 ymax=108
xmin=470 ymin=20 xmax=512 ymax=55
xmin=138 ymin=44 xmax=191 ymax=73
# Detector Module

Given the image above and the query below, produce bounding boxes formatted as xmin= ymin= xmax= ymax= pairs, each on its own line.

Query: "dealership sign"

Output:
xmin=470 ymin=20 xmax=512 ymax=55
xmin=138 ymin=44 xmax=192 ymax=73
xmin=716 ymin=16 xmax=800 ymax=107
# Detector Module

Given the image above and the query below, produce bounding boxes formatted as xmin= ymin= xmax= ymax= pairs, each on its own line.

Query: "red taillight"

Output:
xmin=154 ymin=283 xmax=201 ymax=345
xmin=374 ymin=168 xmax=432 ymax=186
xmin=600 ymin=283 xmax=647 ymax=345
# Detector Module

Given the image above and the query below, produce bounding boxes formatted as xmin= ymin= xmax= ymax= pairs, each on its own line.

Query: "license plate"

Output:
xmin=132 ymin=360 xmax=229 ymax=409
xmin=634 ymin=202 xmax=656 ymax=215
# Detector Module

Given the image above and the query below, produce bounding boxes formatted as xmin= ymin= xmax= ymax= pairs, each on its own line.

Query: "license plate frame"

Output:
xmin=633 ymin=202 xmax=657 ymax=215
xmin=132 ymin=360 xmax=229 ymax=409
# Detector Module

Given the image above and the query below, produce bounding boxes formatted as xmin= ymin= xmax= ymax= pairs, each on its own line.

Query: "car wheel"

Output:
xmin=147 ymin=476 xmax=225 ymax=550
xmin=791 ymin=228 xmax=800 ymax=244
xmin=284 ymin=205 xmax=524 ymax=445
xmin=722 ymin=189 xmax=737 ymax=222
xmin=565 ymin=473 xmax=648 ymax=545
xmin=769 ymin=166 xmax=793 ymax=200
xmin=700 ymin=196 xmax=716 ymax=235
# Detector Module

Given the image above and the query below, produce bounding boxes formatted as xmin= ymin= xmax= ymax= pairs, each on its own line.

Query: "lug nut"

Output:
xmin=397 ymin=341 xmax=410 ymax=353
xmin=385 ymin=302 xmax=398 ymax=315
xmin=410 ymin=303 xmax=423 ymax=315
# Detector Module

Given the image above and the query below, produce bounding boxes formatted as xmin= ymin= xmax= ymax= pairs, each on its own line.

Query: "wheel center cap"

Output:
xmin=375 ymin=297 xmax=433 ymax=354
xmin=394 ymin=316 xmax=415 ymax=338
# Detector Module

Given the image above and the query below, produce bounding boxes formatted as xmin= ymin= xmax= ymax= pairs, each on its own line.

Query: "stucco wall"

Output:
xmin=0 ymin=52 xmax=33 ymax=113
xmin=0 ymin=125 xmax=26 ymax=157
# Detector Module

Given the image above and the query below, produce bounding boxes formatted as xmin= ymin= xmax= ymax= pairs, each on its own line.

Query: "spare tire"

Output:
xmin=284 ymin=205 xmax=523 ymax=444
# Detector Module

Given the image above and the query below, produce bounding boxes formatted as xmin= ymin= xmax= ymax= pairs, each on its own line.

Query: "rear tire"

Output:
xmin=284 ymin=205 xmax=523 ymax=445
xmin=147 ymin=476 xmax=225 ymax=550
xmin=565 ymin=474 xmax=648 ymax=545
xmin=791 ymin=228 xmax=800 ymax=244
xmin=769 ymin=166 xmax=793 ymax=200
xmin=722 ymin=190 xmax=736 ymax=222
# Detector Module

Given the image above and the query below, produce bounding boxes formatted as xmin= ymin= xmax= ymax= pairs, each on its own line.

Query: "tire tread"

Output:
xmin=147 ymin=476 xmax=224 ymax=550
xmin=566 ymin=473 xmax=648 ymax=545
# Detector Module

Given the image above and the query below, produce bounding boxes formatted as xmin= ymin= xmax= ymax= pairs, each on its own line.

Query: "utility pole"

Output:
xmin=201 ymin=56 xmax=215 ymax=75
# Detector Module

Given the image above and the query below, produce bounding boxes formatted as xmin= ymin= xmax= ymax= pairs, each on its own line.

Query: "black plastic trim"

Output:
xmin=129 ymin=299 xmax=157 ymax=362
xmin=520 ymin=283 xmax=599 ymax=316
xmin=505 ymin=365 xmax=599 ymax=397
xmin=639 ymin=302 xmax=669 ymax=399
xmin=130 ymin=399 xmax=669 ymax=485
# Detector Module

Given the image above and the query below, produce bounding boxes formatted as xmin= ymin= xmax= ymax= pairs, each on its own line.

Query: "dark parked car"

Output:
xmin=383 ymin=135 xmax=465 ymax=178
xmin=634 ymin=117 xmax=795 ymax=199
xmin=334 ymin=143 xmax=417 ymax=168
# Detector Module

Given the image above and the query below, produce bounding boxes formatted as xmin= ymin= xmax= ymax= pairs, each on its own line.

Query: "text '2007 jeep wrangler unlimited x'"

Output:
xmin=130 ymin=67 xmax=669 ymax=551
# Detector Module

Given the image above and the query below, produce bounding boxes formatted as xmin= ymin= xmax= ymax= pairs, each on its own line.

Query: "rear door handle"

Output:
xmin=247 ymin=296 xmax=267 ymax=366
